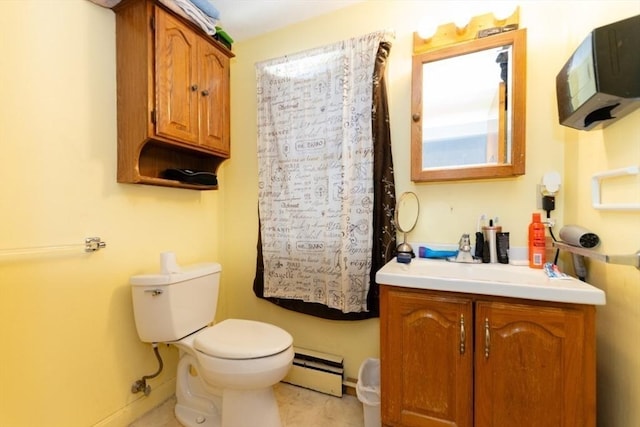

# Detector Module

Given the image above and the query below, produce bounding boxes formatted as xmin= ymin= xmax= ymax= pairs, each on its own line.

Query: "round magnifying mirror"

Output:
xmin=395 ymin=192 xmax=420 ymax=255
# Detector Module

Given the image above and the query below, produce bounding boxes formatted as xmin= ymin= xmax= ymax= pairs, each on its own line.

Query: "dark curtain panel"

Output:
xmin=253 ymin=41 xmax=396 ymax=320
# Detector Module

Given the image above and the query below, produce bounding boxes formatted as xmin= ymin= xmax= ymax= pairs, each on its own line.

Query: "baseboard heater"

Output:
xmin=283 ymin=347 xmax=344 ymax=397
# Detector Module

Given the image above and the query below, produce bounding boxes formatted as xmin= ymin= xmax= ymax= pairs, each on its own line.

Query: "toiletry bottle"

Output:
xmin=475 ymin=231 xmax=484 ymax=259
xmin=482 ymin=220 xmax=501 ymax=263
xmin=496 ymin=232 xmax=510 ymax=264
xmin=528 ymin=213 xmax=546 ymax=269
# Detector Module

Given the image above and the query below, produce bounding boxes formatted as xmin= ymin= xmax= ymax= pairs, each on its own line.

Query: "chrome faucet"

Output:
xmin=459 ymin=234 xmax=472 ymax=253
xmin=448 ymin=233 xmax=482 ymax=263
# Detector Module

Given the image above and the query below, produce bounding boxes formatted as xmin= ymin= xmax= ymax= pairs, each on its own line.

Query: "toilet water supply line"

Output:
xmin=131 ymin=343 xmax=164 ymax=396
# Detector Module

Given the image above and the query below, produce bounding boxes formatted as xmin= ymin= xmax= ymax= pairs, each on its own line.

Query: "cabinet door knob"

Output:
xmin=201 ymin=89 xmax=210 ymax=97
xmin=190 ymin=84 xmax=198 ymax=91
xmin=412 ymin=113 xmax=421 ymax=122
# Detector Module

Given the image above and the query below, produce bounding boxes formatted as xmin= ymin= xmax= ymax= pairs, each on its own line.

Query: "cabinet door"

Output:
xmin=474 ymin=301 xmax=595 ymax=427
xmin=381 ymin=287 xmax=473 ymax=427
xmin=198 ymin=41 xmax=230 ymax=153
xmin=155 ymin=9 xmax=199 ymax=144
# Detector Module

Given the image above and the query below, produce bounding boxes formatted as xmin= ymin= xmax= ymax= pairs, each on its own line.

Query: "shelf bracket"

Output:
xmin=85 ymin=237 xmax=107 ymax=252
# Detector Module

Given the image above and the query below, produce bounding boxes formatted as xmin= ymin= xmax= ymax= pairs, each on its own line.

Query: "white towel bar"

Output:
xmin=554 ymin=241 xmax=640 ymax=270
xmin=0 ymin=237 xmax=106 ymax=259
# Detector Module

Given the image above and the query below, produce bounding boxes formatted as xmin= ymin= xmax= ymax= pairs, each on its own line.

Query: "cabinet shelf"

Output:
xmin=120 ymin=139 xmax=226 ymax=190
xmin=136 ymin=176 xmax=217 ymax=190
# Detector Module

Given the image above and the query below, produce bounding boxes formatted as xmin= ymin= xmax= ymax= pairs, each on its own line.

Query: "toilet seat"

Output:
xmin=195 ymin=319 xmax=293 ymax=360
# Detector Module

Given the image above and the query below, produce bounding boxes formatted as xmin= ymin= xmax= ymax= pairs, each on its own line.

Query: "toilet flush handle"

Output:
xmin=144 ymin=289 xmax=163 ymax=296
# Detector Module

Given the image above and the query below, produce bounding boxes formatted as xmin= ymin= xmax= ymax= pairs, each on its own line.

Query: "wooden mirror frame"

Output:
xmin=411 ymin=12 xmax=527 ymax=182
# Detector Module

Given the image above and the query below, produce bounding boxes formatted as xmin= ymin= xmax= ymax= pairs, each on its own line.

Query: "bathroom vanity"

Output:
xmin=376 ymin=258 xmax=605 ymax=427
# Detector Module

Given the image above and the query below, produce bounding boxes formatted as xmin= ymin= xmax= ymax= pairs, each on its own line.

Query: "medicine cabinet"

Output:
xmin=411 ymin=9 xmax=527 ymax=182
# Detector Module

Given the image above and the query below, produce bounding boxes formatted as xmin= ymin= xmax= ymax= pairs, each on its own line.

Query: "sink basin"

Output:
xmin=376 ymin=258 xmax=606 ymax=305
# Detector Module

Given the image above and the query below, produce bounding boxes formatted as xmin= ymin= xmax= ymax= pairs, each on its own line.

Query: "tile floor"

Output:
xmin=130 ymin=382 xmax=365 ymax=427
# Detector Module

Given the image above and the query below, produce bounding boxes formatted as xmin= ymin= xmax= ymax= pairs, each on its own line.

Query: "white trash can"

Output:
xmin=356 ymin=358 xmax=381 ymax=427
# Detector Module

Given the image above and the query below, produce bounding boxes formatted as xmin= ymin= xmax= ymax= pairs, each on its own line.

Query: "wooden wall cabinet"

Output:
xmin=114 ymin=0 xmax=234 ymax=190
xmin=380 ymin=286 xmax=596 ymax=427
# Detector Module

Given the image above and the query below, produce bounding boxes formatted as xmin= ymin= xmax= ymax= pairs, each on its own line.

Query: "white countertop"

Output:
xmin=376 ymin=258 xmax=606 ymax=305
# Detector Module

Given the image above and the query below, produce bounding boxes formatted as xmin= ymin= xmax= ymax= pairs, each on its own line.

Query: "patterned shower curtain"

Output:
xmin=254 ymin=32 xmax=396 ymax=319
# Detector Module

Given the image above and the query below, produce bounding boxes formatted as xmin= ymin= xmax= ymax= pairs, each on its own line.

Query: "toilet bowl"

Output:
xmin=130 ymin=255 xmax=294 ymax=427
xmin=172 ymin=319 xmax=293 ymax=427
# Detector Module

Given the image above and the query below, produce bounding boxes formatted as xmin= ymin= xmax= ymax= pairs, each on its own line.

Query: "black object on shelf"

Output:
xmin=162 ymin=169 xmax=218 ymax=186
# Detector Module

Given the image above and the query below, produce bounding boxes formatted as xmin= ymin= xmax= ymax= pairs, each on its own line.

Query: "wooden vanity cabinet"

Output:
xmin=114 ymin=0 xmax=233 ymax=190
xmin=382 ymin=289 xmax=473 ymax=427
xmin=380 ymin=285 xmax=596 ymax=427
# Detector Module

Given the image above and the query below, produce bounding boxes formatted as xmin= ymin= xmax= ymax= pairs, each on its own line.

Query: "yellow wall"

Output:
xmin=225 ymin=1 xmax=640 ymax=427
xmin=0 ymin=1 xmax=222 ymax=426
xmin=554 ymin=7 xmax=640 ymax=427
xmin=1 ymin=0 xmax=638 ymax=426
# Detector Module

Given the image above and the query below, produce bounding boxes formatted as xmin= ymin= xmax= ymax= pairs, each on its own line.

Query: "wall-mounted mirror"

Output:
xmin=411 ymin=16 xmax=527 ymax=182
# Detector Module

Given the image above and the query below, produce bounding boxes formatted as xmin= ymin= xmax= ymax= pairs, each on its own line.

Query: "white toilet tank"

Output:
xmin=130 ymin=257 xmax=222 ymax=343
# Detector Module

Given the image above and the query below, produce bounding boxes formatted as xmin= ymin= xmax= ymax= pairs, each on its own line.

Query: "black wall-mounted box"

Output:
xmin=556 ymin=15 xmax=640 ymax=131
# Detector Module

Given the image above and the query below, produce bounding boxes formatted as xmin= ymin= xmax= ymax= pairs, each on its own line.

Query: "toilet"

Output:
xmin=130 ymin=253 xmax=294 ymax=427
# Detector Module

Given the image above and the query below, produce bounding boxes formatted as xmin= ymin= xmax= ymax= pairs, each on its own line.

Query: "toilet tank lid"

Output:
xmin=130 ymin=262 xmax=221 ymax=286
